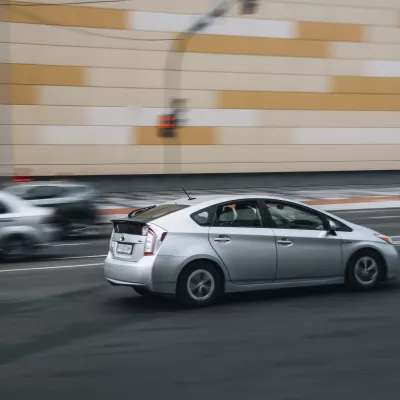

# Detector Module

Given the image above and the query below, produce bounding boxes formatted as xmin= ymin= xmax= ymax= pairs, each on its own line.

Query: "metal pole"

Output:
xmin=162 ymin=0 xmax=233 ymax=179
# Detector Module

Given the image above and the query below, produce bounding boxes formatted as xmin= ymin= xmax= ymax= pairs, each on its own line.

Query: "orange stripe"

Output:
xmin=99 ymin=196 xmax=400 ymax=216
xmin=99 ymin=208 xmax=138 ymax=215
xmin=304 ymin=196 xmax=400 ymax=205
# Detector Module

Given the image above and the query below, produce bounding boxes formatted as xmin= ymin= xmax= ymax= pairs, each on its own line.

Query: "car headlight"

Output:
xmin=375 ymin=234 xmax=393 ymax=245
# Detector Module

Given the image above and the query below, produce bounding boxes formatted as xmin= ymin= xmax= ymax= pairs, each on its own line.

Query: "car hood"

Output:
xmin=344 ymin=220 xmax=382 ymax=236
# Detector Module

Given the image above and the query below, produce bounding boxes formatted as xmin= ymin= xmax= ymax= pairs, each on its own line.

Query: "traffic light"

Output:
xmin=241 ymin=0 xmax=258 ymax=14
xmin=158 ymin=113 xmax=177 ymax=138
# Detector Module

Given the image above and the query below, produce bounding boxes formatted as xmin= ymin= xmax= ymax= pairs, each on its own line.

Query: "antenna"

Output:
xmin=182 ymin=188 xmax=195 ymax=200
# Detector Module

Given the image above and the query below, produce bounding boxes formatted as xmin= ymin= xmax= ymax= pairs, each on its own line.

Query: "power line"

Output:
xmin=7 ymin=5 xmax=181 ymax=42
xmin=0 ymin=0 xmax=129 ymax=6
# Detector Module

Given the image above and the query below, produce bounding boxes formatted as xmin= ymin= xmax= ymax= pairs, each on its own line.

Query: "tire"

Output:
xmin=133 ymin=286 xmax=152 ymax=297
xmin=1 ymin=235 xmax=30 ymax=262
xmin=346 ymin=250 xmax=384 ymax=291
xmin=177 ymin=262 xmax=222 ymax=308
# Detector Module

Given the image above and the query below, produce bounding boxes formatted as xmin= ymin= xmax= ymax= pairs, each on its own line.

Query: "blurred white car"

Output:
xmin=0 ymin=191 xmax=58 ymax=261
xmin=3 ymin=182 xmax=98 ymax=237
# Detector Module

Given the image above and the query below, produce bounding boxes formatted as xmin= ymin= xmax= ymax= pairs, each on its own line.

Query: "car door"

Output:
xmin=264 ymin=200 xmax=342 ymax=281
xmin=208 ymin=199 xmax=277 ymax=284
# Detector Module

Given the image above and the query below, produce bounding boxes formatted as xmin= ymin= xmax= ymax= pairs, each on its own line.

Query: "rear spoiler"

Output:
xmin=111 ymin=219 xmax=147 ymax=235
xmin=128 ymin=205 xmax=156 ymax=218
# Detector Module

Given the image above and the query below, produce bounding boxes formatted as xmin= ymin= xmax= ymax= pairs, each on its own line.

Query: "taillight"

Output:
xmin=109 ymin=232 xmax=116 ymax=254
xmin=144 ymin=228 xmax=156 ymax=256
xmin=143 ymin=227 xmax=167 ymax=256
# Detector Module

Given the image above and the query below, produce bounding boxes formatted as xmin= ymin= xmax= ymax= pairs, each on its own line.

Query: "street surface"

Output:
xmin=2 ymin=209 xmax=400 ymax=399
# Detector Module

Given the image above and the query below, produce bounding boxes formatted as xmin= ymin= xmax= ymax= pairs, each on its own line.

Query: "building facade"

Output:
xmin=1 ymin=0 xmax=400 ymax=177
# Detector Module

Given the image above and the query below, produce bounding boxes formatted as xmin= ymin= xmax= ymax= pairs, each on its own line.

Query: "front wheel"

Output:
xmin=1 ymin=235 xmax=30 ymax=262
xmin=177 ymin=262 xmax=222 ymax=307
xmin=346 ymin=250 xmax=383 ymax=291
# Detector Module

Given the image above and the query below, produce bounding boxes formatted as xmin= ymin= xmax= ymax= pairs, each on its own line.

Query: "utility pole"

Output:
xmin=160 ymin=0 xmax=259 ymax=176
xmin=241 ymin=0 xmax=259 ymax=14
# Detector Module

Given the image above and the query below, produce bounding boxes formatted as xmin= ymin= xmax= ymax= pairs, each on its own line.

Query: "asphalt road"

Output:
xmin=2 ymin=209 xmax=400 ymax=399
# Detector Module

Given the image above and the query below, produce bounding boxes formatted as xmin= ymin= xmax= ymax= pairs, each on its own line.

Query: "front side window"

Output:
xmin=214 ymin=200 xmax=263 ymax=228
xmin=265 ymin=201 xmax=325 ymax=230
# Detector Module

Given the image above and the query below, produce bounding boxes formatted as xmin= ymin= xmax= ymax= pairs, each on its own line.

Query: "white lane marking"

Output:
xmin=335 ymin=209 xmax=400 ymax=214
xmin=49 ymin=243 xmax=91 ymax=247
xmin=370 ymin=216 xmax=400 ymax=219
xmin=52 ymin=255 xmax=107 ymax=260
xmin=391 ymin=236 xmax=400 ymax=239
xmin=0 ymin=263 xmax=104 ymax=273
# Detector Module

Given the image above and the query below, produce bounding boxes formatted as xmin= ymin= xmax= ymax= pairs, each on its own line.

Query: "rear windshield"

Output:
xmin=130 ymin=204 xmax=189 ymax=222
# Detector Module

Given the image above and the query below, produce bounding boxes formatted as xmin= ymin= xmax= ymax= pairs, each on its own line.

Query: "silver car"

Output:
xmin=3 ymin=182 xmax=98 ymax=237
xmin=0 ymin=192 xmax=58 ymax=261
xmin=104 ymin=195 xmax=400 ymax=307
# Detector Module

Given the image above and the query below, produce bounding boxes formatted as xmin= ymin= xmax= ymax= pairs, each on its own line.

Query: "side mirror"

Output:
xmin=327 ymin=220 xmax=337 ymax=236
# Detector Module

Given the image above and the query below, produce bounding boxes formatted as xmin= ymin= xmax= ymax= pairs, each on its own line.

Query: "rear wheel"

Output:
xmin=177 ymin=262 xmax=222 ymax=307
xmin=346 ymin=250 xmax=383 ymax=291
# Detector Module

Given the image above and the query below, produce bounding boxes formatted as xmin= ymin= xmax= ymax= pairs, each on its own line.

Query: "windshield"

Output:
xmin=130 ymin=204 xmax=189 ymax=222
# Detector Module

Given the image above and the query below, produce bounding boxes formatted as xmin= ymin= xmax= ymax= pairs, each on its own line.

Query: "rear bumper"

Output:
xmin=104 ymin=253 xmax=156 ymax=290
xmin=104 ymin=253 xmax=187 ymax=295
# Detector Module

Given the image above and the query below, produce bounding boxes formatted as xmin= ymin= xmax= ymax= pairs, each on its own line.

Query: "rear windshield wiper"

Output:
xmin=128 ymin=205 xmax=156 ymax=218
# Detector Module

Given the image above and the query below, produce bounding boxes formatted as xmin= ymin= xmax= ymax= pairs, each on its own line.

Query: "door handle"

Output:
xmin=0 ymin=219 xmax=13 ymax=223
xmin=213 ymin=236 xmax=231 ymax=243
xmin=277 ymin=238 xmax=293 ymax=246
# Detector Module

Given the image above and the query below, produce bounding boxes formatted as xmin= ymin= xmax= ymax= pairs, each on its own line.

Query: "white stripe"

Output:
xmin=335 ymin=210 xmax=398 ymax=214
xmin=370 ymin=216 xmax=400 ymax=219
xmin=35 ymin=126 xmax=131 ymax=145
xmin=317 ymin=201 xmax=400 ymax=211
xmin=132 ymin=12 xmax=294 ymax=38
xmin=0 ymin=263 xmax=104 ymax=273
xmin=52 ymin=255 xmax=107 ymax=260
xmin=363 ymin=60 xmax=400 ymax=77
xmin=49 ymin=242 xmax=91 ymax=247
xmin=293 ymin=128 xmax=400 ymax=145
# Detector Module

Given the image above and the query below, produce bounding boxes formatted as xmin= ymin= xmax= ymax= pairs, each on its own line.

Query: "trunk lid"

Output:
xmin=110 ymin=219 xmax=147 ymax=262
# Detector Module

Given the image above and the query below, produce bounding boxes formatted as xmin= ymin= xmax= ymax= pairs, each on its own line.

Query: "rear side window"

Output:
xmin=191 ymin=206 xmax=215 ymax=226
xmin=130 ymin=204 xmax=188 ymax=222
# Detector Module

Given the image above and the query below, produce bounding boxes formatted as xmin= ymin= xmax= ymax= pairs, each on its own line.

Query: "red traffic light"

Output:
xmin=158 ymin=114 xmax=177 ymax=137
xmin=158 ymin=114 xmax=176 ymax=129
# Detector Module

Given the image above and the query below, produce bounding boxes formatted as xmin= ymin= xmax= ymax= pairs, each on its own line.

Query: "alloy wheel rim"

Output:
xmin=354 ymin=256 xmax=379 ymax=285
xmin=187 ymin=269 xmax=215 ymax=301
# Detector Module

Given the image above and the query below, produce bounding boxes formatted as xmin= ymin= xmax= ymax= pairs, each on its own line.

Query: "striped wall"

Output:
xmin=1 ymin=0 xmax=400 ymax=176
